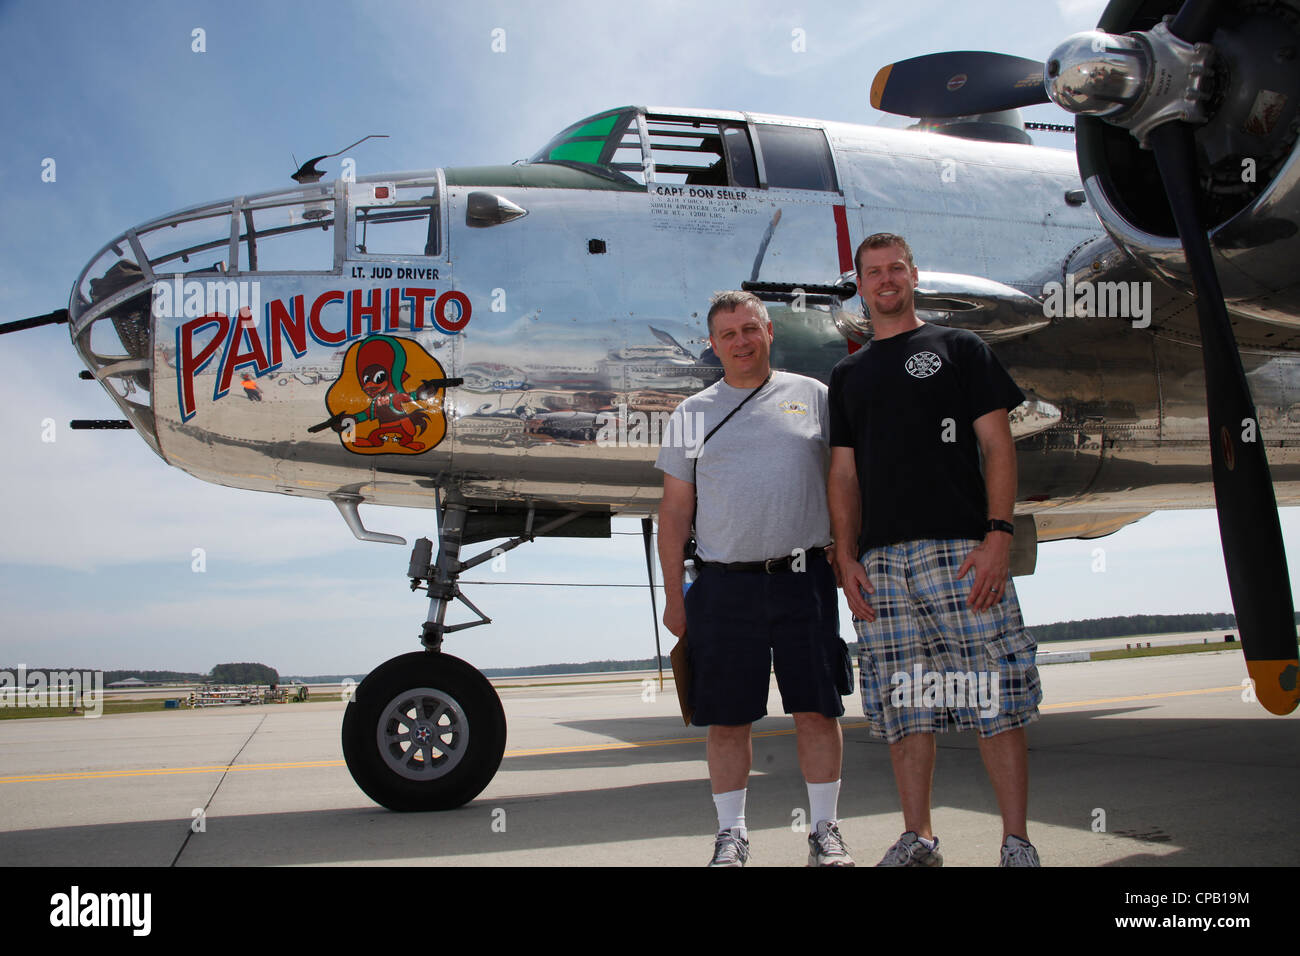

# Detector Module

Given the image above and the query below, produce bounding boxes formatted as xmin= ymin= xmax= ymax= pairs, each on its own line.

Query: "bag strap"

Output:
xmin=688 ymin=371 xmax=772 ymax=551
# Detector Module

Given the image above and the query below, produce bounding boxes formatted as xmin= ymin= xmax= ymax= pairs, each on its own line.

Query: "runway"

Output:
xmin=1 ymin=647 xmax=1296 ymax=867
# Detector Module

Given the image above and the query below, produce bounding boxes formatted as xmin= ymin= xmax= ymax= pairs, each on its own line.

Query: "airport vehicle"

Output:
xmin=5 ymin=0 xmax=1298 ymax=810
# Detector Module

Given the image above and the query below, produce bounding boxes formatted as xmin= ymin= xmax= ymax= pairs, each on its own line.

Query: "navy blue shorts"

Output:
xmin=684 ymin=557 xmax=846 ymax=726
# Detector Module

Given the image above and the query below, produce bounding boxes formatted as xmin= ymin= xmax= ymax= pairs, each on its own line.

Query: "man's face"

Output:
xmin=709 ymin=304 xmax=773 ymax=380
xmin=857 ymin=243 xmax=918 ymax=319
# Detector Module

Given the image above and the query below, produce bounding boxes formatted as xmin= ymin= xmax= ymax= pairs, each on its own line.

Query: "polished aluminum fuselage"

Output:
xmin=69 ymin=109 xmax=1300 ymax=528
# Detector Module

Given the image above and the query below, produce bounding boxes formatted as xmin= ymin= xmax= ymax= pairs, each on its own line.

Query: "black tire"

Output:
xmin=341 ymin=652 xmax=506 ymax=811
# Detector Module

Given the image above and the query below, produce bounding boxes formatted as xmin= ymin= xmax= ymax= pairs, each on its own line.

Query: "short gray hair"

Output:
xmin=707 ymin=290 xmax=768 ymax=335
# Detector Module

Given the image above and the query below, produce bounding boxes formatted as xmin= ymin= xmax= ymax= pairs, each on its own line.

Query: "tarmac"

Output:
xmin=0 ymin=644 xmax=1296 ymax=868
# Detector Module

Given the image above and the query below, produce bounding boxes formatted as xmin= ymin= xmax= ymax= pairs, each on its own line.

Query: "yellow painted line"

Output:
xmin=0 ymin=725 xmax=876 ymax=784
xmin=503 ymin=721 xmax=873 ymax=757
xmin=1040 ymin=685 xmax=1242 ymax=711
xmin=0 ymin=687 xmax=1246 ymax=784
xmin=0 ymin=760 xmax=345 ymax=785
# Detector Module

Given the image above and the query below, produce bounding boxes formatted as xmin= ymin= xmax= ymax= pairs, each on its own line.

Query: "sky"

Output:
xmin=3 ymin=0 xmax=1300 ymax=678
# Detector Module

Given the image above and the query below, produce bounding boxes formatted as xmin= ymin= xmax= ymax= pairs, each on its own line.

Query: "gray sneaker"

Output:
xmin=709 ymin=827 xmax=750 ymax=867
xmin=875 ymin=830 xmax=942 ymax=867
xmin=999 ymin=834 xmax=1040 ymax=867
xmin=807 ymin=820 xmax=855 ymax=867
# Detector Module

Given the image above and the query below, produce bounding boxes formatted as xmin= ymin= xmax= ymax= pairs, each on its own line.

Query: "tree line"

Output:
xmin=16 ymin=611 xmax=1274 ymax=683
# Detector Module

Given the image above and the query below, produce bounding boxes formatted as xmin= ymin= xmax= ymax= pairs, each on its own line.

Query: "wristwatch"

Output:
xmin=986 ymin=518 xmax=1015 ymax=536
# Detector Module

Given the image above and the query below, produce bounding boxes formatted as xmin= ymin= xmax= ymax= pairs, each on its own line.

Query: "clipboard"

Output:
xmin=669 ymin=637 xmax=693 ymax=726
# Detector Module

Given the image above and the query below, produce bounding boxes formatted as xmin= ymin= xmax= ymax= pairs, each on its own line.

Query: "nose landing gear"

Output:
xmin=342 ymin=651 xmax=505 ymax=811
xmin=340 ymin=496 xmax=605 ymax=810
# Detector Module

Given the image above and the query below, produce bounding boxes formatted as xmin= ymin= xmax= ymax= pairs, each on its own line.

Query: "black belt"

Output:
xmin=696 ymin=546 xmax=827 ymax=574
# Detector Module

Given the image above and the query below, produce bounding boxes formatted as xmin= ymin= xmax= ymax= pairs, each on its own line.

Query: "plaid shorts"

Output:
xmin=852 ymin=538 xmax=1041 ymax=743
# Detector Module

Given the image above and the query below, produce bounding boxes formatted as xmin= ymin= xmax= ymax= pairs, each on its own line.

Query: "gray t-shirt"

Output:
xmin=655 ymin=370 xmax=831 ymax=563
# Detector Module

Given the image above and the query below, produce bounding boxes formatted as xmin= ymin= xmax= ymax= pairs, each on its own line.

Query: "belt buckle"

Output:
xmin=763 ymin=557 xmax=780 ymax=574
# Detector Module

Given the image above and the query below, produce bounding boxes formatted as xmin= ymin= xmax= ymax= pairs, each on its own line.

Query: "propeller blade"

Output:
xmin=1 ymin=308 xmax=68 ymax=336
xmin=1169 ymin=0 xmax=1220 ymax=44
xmin=870 ymin=51 xmax=1048 ymax=119
xmin=1147 ymin=120 xmax=1300 ymax=715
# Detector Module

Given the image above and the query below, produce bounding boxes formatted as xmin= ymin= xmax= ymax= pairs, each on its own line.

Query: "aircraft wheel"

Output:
xmin=342 ymin=652 xmax=506 ymax=811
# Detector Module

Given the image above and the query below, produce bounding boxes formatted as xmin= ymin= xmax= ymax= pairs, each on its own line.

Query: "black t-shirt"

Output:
xmin=828 ymin=323 xmax=1024 ymax=554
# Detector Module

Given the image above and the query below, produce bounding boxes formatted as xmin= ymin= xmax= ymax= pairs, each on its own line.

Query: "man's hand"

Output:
xmin=827 ymin=447 xmax=875 ymax=621
xmin=956 ymin=534 xmax=1011 ymax=610
xmin=966 ymin=407 xmax=1017 ymax=610
xmin=833 ymin=548 xmax=876 ymax=622
xmin=663 ymin=594 xmax=687 ymax=639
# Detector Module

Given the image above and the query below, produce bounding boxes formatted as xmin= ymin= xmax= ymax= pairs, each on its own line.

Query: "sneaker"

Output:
xmin=709 ymin=827 xmax=750 ymax=867
xmin=807 ymin=820 xmax=855 ymax=867
xmin=875 ymin=830 xmax=943 ymax=867
xmin=999 ymin=834 xmax=1040 ymax=867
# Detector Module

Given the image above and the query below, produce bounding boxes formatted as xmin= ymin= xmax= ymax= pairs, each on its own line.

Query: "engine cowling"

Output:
xmin=1070 ymin=0 xmax=1300 ymax=329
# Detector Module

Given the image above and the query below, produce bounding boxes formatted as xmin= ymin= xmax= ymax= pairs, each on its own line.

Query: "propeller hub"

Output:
xmin=1046 ymin=31 xmax=1148 ymax=118
xmin=1048 ymin=20 xmax=1213 ymax=147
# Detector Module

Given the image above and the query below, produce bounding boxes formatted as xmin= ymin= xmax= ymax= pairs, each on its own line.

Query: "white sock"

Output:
xmin=713 ymin=788 xmax=747 ymax=835
xmin=807 ymin=779 xmax=841 ymax=828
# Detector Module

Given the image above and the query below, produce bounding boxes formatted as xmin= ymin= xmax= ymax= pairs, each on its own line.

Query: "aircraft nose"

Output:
xmin=67 ymin=240 xmax=159 ymax=454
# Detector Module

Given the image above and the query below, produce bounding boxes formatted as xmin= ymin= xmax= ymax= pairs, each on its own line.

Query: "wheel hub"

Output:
xmin=376 ymin=687 xmax=470 ymax=781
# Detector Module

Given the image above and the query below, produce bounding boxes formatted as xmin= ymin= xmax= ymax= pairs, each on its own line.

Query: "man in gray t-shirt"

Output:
xmin=655 ymin=291 xmax=852 ymax=868
xmin=656 ymin=371 xmax=831 ymax=564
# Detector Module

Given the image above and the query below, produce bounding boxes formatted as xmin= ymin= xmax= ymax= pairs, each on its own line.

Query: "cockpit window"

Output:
xmin=541 ymin=112 xmax=621 ymax=164
xmin=644 ymin=115 xmax=757 ymax=187
xmin=529 ymin=109 xmax=643 ymax=183
xmin=754 ymin=124 xmax=838 ymax=191
xmin=529 ymin=110 xmax=829 ymax=190
xmin=351 ymin=182 xmax=440 ymax=258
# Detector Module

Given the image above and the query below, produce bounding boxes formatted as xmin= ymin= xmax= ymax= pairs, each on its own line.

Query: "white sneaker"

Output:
xmin=999 ymin=834 xmax=1040 ymax=867
xmin=807 ymin=820 xmax=855 ymax=867
xmin=709 ymin=827 xmax=750 ymax=867
xmin=876 ymin=830 xmax=942 ymax=867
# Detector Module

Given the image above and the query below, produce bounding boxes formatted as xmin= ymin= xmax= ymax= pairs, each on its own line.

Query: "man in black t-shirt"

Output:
xmin=827 ymin=233 xmax=1042 ymax=867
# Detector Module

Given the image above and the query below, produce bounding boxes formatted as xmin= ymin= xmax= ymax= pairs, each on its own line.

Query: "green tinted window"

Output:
xmin=548 ymin=139 xmax=606 ymax=163
xmin=531 ymin=110 xmax=638 ymax=177
xmin=569 ymin=114 xmax=618 ymax=139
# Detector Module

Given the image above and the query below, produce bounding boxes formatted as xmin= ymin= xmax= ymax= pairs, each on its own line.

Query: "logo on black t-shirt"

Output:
xmin=904 ymin=351 xmax=942 ymax=379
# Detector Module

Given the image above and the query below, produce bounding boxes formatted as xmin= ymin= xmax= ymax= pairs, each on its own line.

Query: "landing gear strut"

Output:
xmin=340 ymin=495 xmax=601 ymax=811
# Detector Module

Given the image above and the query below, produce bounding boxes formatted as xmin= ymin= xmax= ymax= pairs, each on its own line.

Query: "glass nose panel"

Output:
xmin=136 ymin=212 xmax=233 ymax=276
